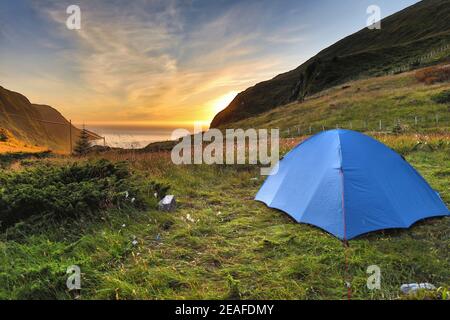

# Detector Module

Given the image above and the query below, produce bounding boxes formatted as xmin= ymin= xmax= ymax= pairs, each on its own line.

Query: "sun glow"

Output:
xmin=211 ymin=91 xmax=239 ymax=115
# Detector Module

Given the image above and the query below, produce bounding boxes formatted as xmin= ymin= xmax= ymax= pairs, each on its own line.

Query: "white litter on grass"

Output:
xmin=400 ymin=283 xmax=436 ymax=294
xmin=186 ymin=214 xmax=195 ymax=223
xmin=132 ymin=240 xmax=138 ymax=246
xmin=158 ymin=195 xmax=176 ymax=212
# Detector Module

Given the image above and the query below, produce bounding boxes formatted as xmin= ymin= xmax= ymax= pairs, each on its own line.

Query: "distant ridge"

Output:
xmin=211 ymin=0 xmax=450 ymax=127
xmin=0 ymin=86 xmax=100 ymax=152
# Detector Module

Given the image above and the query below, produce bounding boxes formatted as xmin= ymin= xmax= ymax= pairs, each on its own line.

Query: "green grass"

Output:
xmin=1 ymin=143 xmax=448 ymax=300
xmin=432 ymin=89 xmax=450 ymax=104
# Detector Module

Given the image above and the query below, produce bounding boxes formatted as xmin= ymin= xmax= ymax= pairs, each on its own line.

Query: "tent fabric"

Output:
xmin=255 ymin=129 xmax=449 ymax=240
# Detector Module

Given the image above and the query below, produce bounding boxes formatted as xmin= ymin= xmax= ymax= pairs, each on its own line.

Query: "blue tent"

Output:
xmin=256 ymin=129 xmax=449 ymax=240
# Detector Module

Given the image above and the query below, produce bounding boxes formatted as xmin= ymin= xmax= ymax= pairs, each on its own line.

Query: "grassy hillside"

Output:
xmin=211 ymin=0 xmax=450 ymax=127
xmin=219 ymin=65 xmax=450 ymax=134
xmin=0 ymin=128 xmax=47 ymax=154
xmin=0 ymin=86 xmax=101 ymax=153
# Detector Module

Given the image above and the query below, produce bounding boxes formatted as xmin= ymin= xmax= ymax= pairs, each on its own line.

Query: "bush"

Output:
xmin=431 ymin=90 xmax=450 ymax=104
xmin=392 ymin=121 xmax=408 ymax=135
xmin=0 ymin=129 xmax=8 ymax=142
xmin=415 ymin=65 xmax=450 ymax=85
xmin=0 ymin=159 xmax=166 ymax=229
xmin=0 ymin=151 xmax=52 ymax=168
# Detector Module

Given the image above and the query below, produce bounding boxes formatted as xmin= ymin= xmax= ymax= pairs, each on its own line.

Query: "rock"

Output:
xmin=400 ymin=283 xmax=436 ymax=294
xmin=158 ymin=195 xmax=176 ymax=212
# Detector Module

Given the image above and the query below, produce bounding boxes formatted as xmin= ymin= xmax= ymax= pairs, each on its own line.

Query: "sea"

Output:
xmin=84 ymin=124 xmax=194 ymax=149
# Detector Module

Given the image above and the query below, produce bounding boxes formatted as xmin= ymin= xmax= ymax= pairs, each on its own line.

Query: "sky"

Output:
xmin=0 ymin=0 xmax=420 ymax=127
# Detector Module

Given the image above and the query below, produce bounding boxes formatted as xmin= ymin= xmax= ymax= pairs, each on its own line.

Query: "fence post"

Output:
xmin=309 ymin=125 xmax=312 ymax=134
xmin=415 ymin=116 xmax=418 ymax=126
xmin=379 ymin=120 xmax=382 ymax=131
xmin=69 ymin=119 xmax=72 ymax=154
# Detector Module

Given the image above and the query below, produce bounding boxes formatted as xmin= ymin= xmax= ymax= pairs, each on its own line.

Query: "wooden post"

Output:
xmin=415 ymin=116 xmax=418 ymax=126
xmin=69 ymin=119 xmax=72 ymax=154
xmin=379 ymin=120 xmax=382 ymax=131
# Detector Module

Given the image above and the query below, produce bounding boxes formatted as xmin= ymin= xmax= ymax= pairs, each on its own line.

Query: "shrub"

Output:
xmin=415 ymin=65 xmax=450 ymax=85
xmin=0 ymin=159 xmax=167 ymax=229
xmin=392 ymin=121 xmax=408 ymax=135
xmin=0 ymin=129 xmax=8 ymax=142
xmin=0 ymin=151 xmax=52 ymax=168
xmin=73 ymin=128 xmax=91 ymax=156
xmin=431 ymin=90 xmax=450 ymax=104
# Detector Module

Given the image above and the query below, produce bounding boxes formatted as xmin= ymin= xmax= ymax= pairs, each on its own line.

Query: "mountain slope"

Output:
xmin=222 ymin=64 xmax=450 ymax=134
xmin=211 ymin=0 xmax=450 ymax=127
xmin=0 ymin=86 xmax=100 ymax=152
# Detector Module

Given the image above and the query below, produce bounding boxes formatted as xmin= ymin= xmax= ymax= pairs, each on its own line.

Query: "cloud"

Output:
xmin=20 ymin=0 xmax=308 ymax=124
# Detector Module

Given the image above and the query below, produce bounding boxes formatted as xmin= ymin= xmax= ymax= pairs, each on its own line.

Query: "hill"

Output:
xmin=0 ymin=86 xmax=101 ymax=153
xmin=211 ymin=0 xmax=450 ymax=127
xmin=222 ymin=64 xmax=450 ymax=134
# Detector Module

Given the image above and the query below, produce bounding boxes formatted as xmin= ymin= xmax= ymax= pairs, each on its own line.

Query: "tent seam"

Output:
xmin=336 ymin=130 xmax=347 ymax=241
